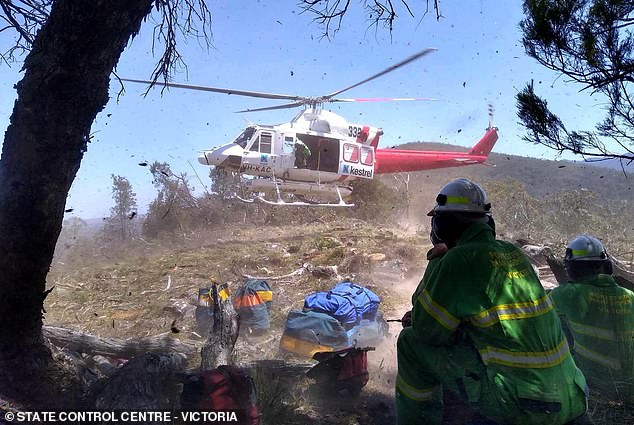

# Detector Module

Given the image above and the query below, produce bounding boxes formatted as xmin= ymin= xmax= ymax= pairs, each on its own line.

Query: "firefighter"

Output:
xmin=550 ymin=235 xmax=634 ymax=403
xmin=396 ymin=178 xmax=588 ymax=424
xmin=294 ymin=140 xmax=312 ymax=168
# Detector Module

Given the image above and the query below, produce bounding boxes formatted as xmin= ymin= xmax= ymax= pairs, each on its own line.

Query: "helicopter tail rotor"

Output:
xmin=488 ymin=102 xmax=495 ymax=129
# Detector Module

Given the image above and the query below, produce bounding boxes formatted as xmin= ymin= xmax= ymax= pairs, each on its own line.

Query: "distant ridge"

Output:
xmin=382 ymin=141 xmax=632 ymax=204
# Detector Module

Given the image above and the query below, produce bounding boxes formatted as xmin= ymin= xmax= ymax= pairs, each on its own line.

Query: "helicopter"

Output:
xmin=123 ymin=48 xmax=498 ymax=207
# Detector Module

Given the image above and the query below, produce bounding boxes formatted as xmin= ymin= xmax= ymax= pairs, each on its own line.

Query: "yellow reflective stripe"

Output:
xmin=575 ymin=341 xmax=622 ymax=370
xmin=396 ymin=374 xmax=436 ymax=402
xmin=256 ymin=290 xmax=273 ymax=302
xmin=569 ymin=320 xmax=634 ymax=342
xmin=417 ymin=290 xmax=460 ymax=331
xmin=572 ymin=249 xmax=587 ymax=256
xmin=446 ymin=196 xmax=470 ymax=205
xmin=469 ymin=295 xmax=554 ymax=327
xmin=479 ymin=339 xmax=570 ymax=369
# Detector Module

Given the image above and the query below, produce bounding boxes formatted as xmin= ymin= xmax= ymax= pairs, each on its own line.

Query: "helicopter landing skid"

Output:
xmin=252 ymin=195 xmax=354 ymax=207
xmin=235 ymin=194 xmax=256 ymax=203
xmin=234 ymin=191 xmax=354 ymax=207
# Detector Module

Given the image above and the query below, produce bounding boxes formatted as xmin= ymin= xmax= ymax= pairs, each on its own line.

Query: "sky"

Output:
xmin=0 ymin=0 xmax=609 ymax=219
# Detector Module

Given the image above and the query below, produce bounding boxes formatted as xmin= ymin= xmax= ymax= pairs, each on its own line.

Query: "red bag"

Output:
xmin=182 ymin=365 xmax=260 ymax=425
xmin=338 ymin=348 xmax=369 ymax=387
xmin=309 ymin=347 xmax=370 ymax=397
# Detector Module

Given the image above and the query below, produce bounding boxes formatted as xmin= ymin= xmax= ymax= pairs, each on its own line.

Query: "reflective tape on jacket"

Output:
xmin=574 ymin=341 xmax=622 ymax=370
xmin=569 ymin=320 xmax=634 ymax=342
xmin=417 ymin=290 xmax=460 ymax=331
xmin=479 ymin=338 xmax=570 ymax=369
xmin=468 ymin=294 xmax=554 ymax=327
xmin=396 ymin=374 xmax=437 ymax=402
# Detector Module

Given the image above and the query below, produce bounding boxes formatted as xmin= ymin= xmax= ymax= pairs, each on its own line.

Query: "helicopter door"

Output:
xmin=240 ymin=131 xmax=275 ymax=177
xmin=280 ymin=135 xmax=296 ymax=171
xmin=339 ymin=142 xmax=374 ymax=179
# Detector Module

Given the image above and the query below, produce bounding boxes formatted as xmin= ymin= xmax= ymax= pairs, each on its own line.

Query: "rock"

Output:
xmin=367 ymin=253 xmax=386 ymax=262
xmin=163 ymin=299 xmax=195 ymax=319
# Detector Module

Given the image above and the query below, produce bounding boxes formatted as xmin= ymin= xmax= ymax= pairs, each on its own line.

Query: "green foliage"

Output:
xmin=483 ymin=179 xmax=544 ymax=241
xmin=314 ymin=236 xmax=342 ymax=250
xmin=210 ymin=168 xmax=241 ymax=200
xmin=101 ymin=175 xmax=137 ymax=244
xmin=349 ymin=178 xmax=400 ymax=221
xmin=519 ymin=0 xmax=634 ymax=162
xmin=482 ymin=177 xmax=633 ymax=258
xmin=143 ymin=162 xmax=198 ymax=237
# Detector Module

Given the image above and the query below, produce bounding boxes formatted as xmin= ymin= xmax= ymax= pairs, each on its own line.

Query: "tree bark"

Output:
xmin=201 ymin=284 xmax=240 ymax=370
xmin=0 ymin=0 xmax=153 ymax=406
xmin=92 ymin=352 xmax=185 ymax=413
xmin=43 ymin=325 xmax=198 ymax=360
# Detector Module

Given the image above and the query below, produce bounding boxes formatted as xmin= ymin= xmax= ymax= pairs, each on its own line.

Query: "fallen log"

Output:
xmin=92 ymin=352 xmax=185 ymax=414
xmin=42 ymin=325 xmax=198 ymax=360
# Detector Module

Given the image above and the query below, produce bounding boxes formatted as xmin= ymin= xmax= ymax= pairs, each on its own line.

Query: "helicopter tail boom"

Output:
xmin=373 ymin=127 xmax=498 ymax=174
xmin=468 ymin=127 xmax=498 ymax=156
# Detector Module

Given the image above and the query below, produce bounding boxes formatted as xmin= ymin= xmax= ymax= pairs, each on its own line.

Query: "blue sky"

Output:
xmin=0 ymin=0 xmax=607 ymax=218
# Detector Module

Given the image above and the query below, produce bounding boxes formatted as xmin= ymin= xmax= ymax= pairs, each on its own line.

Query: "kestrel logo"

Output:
xmin=341 ymin=164 xmax=372 ymax=178
xmin=260 ymin=154 xmax=268 ymax=164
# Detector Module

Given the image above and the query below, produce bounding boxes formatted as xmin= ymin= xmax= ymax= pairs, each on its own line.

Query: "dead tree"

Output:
xmin=43 ymin=325 xmax=198 ymax=360
xmin=201 ymin=283 xmax=239 ymax=370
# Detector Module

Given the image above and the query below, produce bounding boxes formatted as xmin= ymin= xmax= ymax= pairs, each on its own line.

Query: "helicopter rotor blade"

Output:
xmin=236 ymin=102 xmax=307 ymax=113
xmin=333 ymin=97 xmax=438 ymax=103
xmin=325 ymin=48 xmax=437 ymax=99
xmin=120 ymin=78 xmax=301 ymax=101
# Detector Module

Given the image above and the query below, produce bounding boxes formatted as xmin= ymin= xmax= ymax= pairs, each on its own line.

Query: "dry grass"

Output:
xmin=42 ymin=219 xmax=425 ymax=423
xmin=46 ymin=218 xmax=634 ymax=424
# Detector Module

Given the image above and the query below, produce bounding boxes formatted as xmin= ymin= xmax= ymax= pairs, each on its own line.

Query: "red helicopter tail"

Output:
xmin=373 ymin=127 xmax=499 ymax=174
xmin=468 ymin=127 xmax=498 ymax=156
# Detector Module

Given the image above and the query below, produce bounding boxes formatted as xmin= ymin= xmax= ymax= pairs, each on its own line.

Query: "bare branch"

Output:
xmin=0 ymin=0 xmax=51 ymax=61
xmin=297 ymin=0 xmax=439 ymax=38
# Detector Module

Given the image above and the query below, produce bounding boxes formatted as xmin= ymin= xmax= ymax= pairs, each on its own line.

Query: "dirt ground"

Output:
xmin=40 ymin=220 xmax=634 ymax=424
xmin=41 ymin=220 xmax=427 ymax=424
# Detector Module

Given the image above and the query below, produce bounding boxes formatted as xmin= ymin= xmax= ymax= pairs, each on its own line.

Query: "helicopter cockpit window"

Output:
xmin=233 ymin=127 xmax=256 ymax=149
xmin=260 ymin=132 xmax=272 ymax=154
xmin=360 ymin=147 xmax=373 ymax=166
xmin=283 ymin=137 xmax=295 ymax=154
xmin=343 ymin=143 xmax=359 ymax=163
xmin=249 ymin=132 xmax=272 ymax=153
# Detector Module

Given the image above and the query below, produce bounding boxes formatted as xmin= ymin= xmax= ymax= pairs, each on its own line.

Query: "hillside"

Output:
xmin=391 ymin=140 xmax=632 ymax=201
xmin=41 ymin=143 xmax=634 ymax=425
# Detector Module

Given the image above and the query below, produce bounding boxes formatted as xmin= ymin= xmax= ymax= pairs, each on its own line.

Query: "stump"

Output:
xmin=200 ymin=283 xmax=240 ymax=370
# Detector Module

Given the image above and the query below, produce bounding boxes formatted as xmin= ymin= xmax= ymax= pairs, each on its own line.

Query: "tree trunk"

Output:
xmin=201 ymin=284 xmax=240 ymax=370
xmin=0 ymin=0 xmax=153 ymax=406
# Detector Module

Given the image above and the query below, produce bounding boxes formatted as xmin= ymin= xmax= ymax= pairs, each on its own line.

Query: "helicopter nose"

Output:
xmin=198 ymin=152 xmax=210 ymax=165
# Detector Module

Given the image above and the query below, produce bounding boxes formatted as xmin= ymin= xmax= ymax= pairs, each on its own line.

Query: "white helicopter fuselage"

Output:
xmin=197 ymin=109 xmax=381 ymax=187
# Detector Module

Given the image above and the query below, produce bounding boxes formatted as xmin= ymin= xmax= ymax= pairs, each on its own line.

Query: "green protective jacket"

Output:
xmin=410 ymin=223 xmax=587 ymax=422
xmin=549 ymin=275 xmax=634 ymax=399
xmin=411 ymin=244 xmax=447 ymax=306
